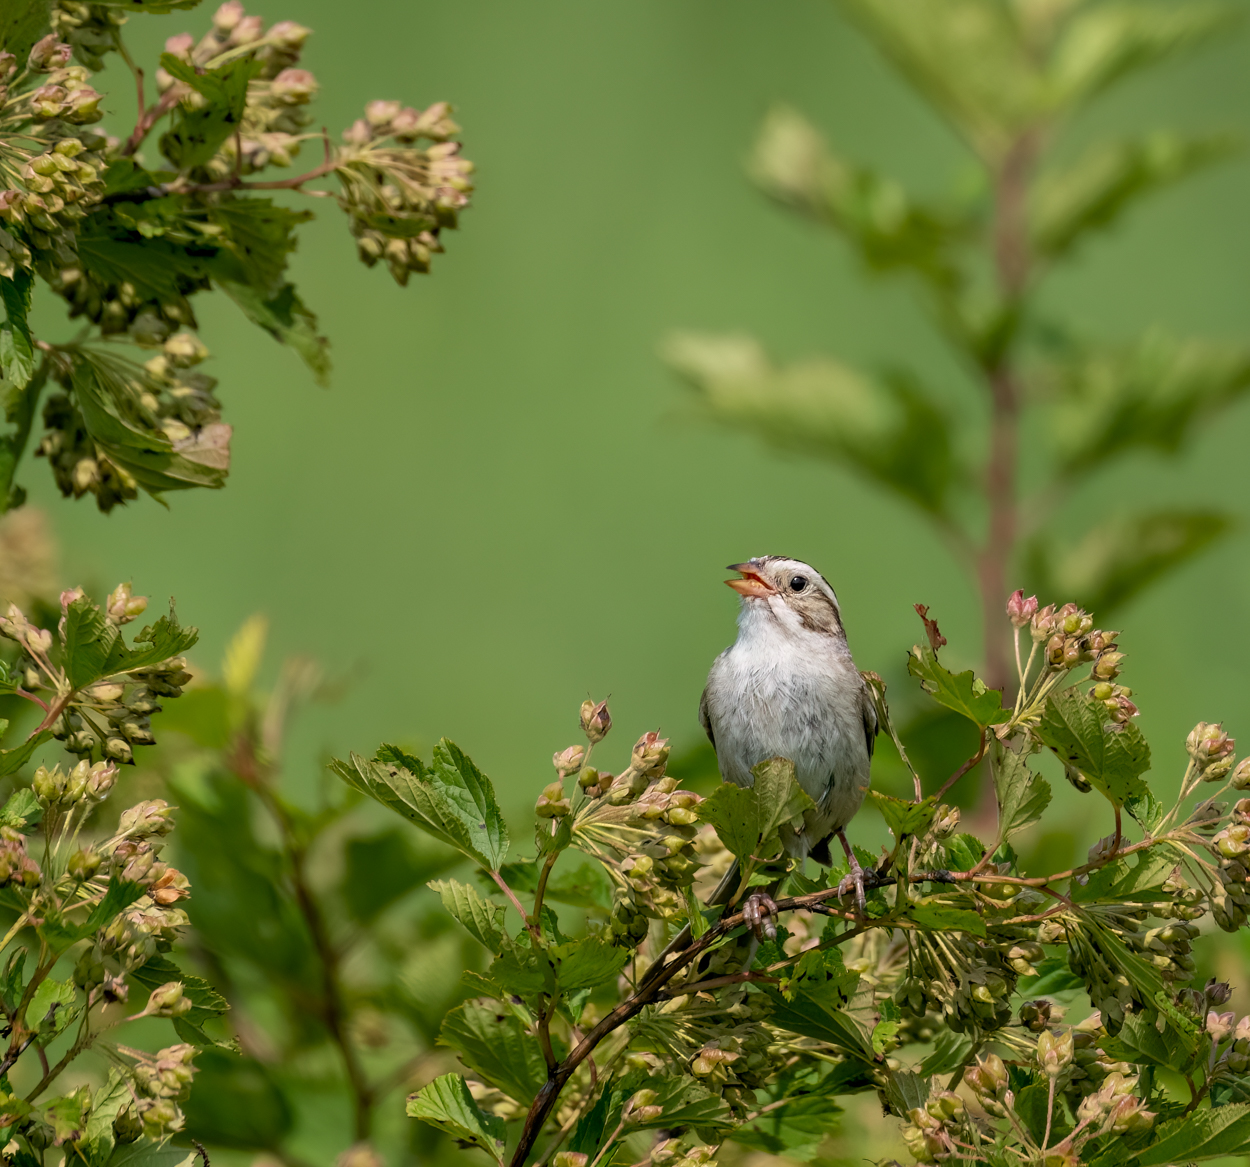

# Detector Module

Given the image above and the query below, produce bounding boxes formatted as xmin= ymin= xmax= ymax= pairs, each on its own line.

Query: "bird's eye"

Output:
xmin=789 ymin=576 xmax=807 ymax=592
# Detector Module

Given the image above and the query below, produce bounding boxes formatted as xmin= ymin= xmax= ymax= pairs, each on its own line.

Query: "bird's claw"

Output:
xmin=743 ymin=892 xmax=779 ymax=941
xmin=836 ymin=864 xmax=867 ymax=916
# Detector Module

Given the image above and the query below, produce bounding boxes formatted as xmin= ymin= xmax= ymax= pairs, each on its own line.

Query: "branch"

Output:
xmin=101 ymin=158 xmax=338 ymax=205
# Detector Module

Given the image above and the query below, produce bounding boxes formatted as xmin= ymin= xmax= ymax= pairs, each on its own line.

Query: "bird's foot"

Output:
xmin=742 ymin=892 xmax=779 ymax=941
xmin=835 ymin=863 xmax=867 ymax=916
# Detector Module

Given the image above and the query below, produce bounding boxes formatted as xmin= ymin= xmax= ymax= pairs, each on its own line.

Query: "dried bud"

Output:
xmin=1207 ymin=1010 xmax=1236 ymax=1042
xmin=106 ymin=582 xmax=148 ymax=625
xmin=552 ymin=745 xmax=585 ymax=778
xmin=1030 ymin=604 xmax=1057 ymax=642
xmin=932 ymin=804 xmax=960 ymax=840
xmin=690 ymin=1047 xmax=738 ymax=1076
xmin=631 ymin=731 xmax=670 ymax=779
xmin=1206 ymin=979 xmax=1233 ymax=1006
xmin=1019 ymin=999 xmax=1052 ymax=1032
xmin=1006 ymin=590 xmax=1038 ymax=628
xmin=580 ymin=699 xmax=611 ymax=744
xmin=28 ymin=35 xmax=72 ymax=71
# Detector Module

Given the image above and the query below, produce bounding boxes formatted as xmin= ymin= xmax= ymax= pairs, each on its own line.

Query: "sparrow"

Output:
xmin=700 ymin=556 xmax=877 ymax=924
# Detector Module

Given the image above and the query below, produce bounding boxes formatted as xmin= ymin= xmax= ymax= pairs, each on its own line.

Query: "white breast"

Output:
xmin=703 ymin=601 xmax=871 ymax=845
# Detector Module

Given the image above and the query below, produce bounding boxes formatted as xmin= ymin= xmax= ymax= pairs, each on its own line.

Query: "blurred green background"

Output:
xmin=23 ymin=0 xmax=1250 ymax=823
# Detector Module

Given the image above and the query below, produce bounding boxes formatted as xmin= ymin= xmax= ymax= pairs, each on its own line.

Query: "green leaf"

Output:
xmin=1037 ymin=688 xmax=1151 ymax=807
xmin=105 ymin=1142 xmax=197 ymax=1167
xmin=217 ymin=279 xmax=330 ymax=386
xmin=833 ymin=0 xmax=1038 ymax=159
xmin=159 ymin=55 xmax=260 ymax=170
xmin=549 ymin=938 xmax=629 ymax=992
xmin=331 ymin=741 xmax=509 ymax=871
xmin=429 ymin=878 xmax=506 ymax=954
xmin=181 ymin=1048 xmax=292 ymax=1151
xmin=108 ymin=608 xmax=199 ymax=675
xmin=698 ymin=782 xmax=760 ymax=860
xmin=129 ymin=954 xmax=228 ymax=1027
xmin=205 ymin=198 xmax=312 ymax=299
xmin=903 ymin=898 xmax=986 ymax=937
xmin=79 ymin=1071 xmax=130 ymax=1167
xmin=40 ymin=878 xmax=145 ymax=954
xmin=907 ymin=643 xmax=1008 ymax=727
xmin=749 ymin=104 xmax=966 ymax=294
xmin=754 ymin=756 xmax=815 ymax=841
xmin=29 ymin=979 xmax=76 ymax=1036
xmin=665 ymin=333 xmax=961 ymax=519
xmin=43 ymin=1086 xmax=91 ymax=1145
xmin=0 ymin=1 xmax=50 ymax=62
xmin=61 ymin=593 xmax=118 ymax=690
xmin=638 ymin=1074 xmax=736 ymax=1128
xmin=870 ymin=791 xmax=937 ymax=840
xmin=1033 ymin=132 xmax=1239 ymax=260
xmin=0 ymin=789 xmax=40 ymax=831
xmin=918 ymin=1030 xmax=975 ymax=1076
xmin=345 ymin=830 xmax=457 ymax=923
xmin=438 ymin=999 xmax=549 ymax=1103
xmin=1048 ymin=2 xmax=1240 ymax=111
xmin=768 ymin=957 xmax=871 ymax=1057
xmin=883 ymin=1069 xmax=930 ymax=1117
xmin=992 ymin=747 xmax=1051 ymax=845
xmin=1050 ymin=330 xmax=1250 ymax=475
xmin=0 ymin=270 xmax=35 ymax=392
xmin=1100 ymin=1010 xmax=1199 ymax=1075
xmin=407 ymin=1073 xmax=505 ymax=1164
xmin=732 ymin=1091 xmax=844 ymax=1161
xmin=0 ymin=730 xmax=51 ymax=777
xmin=1030 ymin=509 xmax=1232 ymax=618
xmin=1134 ymin=1101 xmax=1250 ymax=1165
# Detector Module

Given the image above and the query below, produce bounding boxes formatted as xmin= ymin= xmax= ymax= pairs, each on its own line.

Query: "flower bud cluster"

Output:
xmin=903 ymin=1091 xmax=966 ymax=1164
xmin=895 ymin=929 xmax=1022 ymax=1035
xmin=1089 ymin=681 xmax=1138 ymax=726
xmin=335 ymin=99 xmax=473 ymax=285
xmin=115 ymin=1043 xmax=197 ymax=1140
xmin=1074 ymin=1071 xmax=1155 ymax=1133
xmin=649 ymin=1139 xmax=715 ymax=1167
xmin=31 ymin=759 xmax=117 ymax=808
xmin=1210 ymin=799 xmax=1250 ymax=931
xmin=1029 ymin=601 xmax=1121 ymax=678
xmin=0 ymin=827 xmax=42 ymax=889
xmin=1188 ymin=722 xmax=1237 ymax=782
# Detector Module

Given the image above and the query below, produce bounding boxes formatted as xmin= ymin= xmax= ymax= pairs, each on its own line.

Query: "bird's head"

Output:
xmin=725 ymin=556 xmax=843 ymax=637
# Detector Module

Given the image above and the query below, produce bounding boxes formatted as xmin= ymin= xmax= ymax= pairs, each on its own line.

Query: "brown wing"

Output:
xmin=698 ymin=686 xmax=715 ymax=749
xmin=861 ymin=684 xmax=878 ymax=761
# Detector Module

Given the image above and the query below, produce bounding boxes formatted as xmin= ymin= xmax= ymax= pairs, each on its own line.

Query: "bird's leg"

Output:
xmin=742 ymin=892 xmax=778 ymax=941
xmin=835 ymin=829 xmax=866 ymax=915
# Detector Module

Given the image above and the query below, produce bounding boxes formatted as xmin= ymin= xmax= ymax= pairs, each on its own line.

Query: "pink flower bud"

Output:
xmin=267 ymin=21 xmax=310 ymax=49
xmin=580 ymin=699 xmax=611 ymax=744
xmin=271 ymin=68 xmax=317 ymax=104
xmin=1006 ymin=589 xmax=1038 ymax=629
xmin=28 ymin=35 xmax=72 ymax=72
xmin=365 ymin=99 xmax=401 ymax=128
xmin=164 ymin=33 xmax=194 ymax=59
xmin=552 ymin=745 xmax=585 ymax=778
xmin=213 ymin=1 xmax=245 ymax=32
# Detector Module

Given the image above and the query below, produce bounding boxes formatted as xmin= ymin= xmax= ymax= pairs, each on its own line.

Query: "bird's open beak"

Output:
xmin=725 ymin=563 xmax=776 ymax=598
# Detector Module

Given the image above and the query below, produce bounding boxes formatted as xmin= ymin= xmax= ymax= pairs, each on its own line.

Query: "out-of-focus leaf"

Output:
xmin=732 ymin=1091 xmax=844 ymax=1160
xmin=181 ymin=1048 xmax=293 ymax=1150
xmin=346 ymin=830 xmax=458 ymax=924
xmin=1033 ymin=132 xmax=1238 ymax=259
xmin=438 ymin=999 xmax=549 ymax=1103
xmin=1 ymin=270 xmax=35 ymax=392
xmin=834 ymin=0 xmax=1037 ymax=159
xmin=918 ymin=1030 xmax=975 ymax=1076
xmin=666 ymin=333 xmax=960 ymax=518
xmin=1037 ymin=688 xmax=1151 ymax=808
xmin=750 ymin=105 xmax=966 ymax=291
xmin=40 ymin=878 xmax=144 ymax=954
xmin=0 ymin=1 xmax=51 ymax=62
xmin=1030 ymin=509 xmax=1232 ymax=618
xmin=0 ymin=730 xmax=51 ymax=776
xmin=1048 ymin=2 xmax=1239 ymax=111
xmin=908 ymin=643 xmax=1008 ymax=728
xmin=993 ymin=747 xmax=1051 ymax=845
xmin=903 ymin=898 xmax=986 ymax=937
xmin=429 ymin=878 xmax=506 ymax=953
xmin=105 ymin=1141 xmax=197 ymax=1167
xmin=205 ymin=198 xmax=311 ymax=299
xmin=217 ymin=279 xmax=330 ymax=385
xmin=1134 ymin=1102 xmax=1250 ymax=1165
xmin=1051 ymin=330 xmax=1250 ymax=474
xmin=407 ymin=1073 xmax=505 ymax=1164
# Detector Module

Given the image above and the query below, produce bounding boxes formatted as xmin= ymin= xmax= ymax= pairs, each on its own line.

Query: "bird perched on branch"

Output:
xmin=701 ymin=556 xmax=877 ymax=928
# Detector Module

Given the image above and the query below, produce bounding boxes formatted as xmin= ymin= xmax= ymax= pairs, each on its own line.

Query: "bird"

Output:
xmin=699 ymin=556 xmax=878 ymax=930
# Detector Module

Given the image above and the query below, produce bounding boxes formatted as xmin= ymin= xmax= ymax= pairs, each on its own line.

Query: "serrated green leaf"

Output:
xmin=0 ymin=271 xmax=35 ymax=393
xmin=1134 ymin=1101 xmax=1250 ymax=1165
xmin=438 ymin=999 xmax=549 ymax=1103
xmin=549 ymin=937 xmax=628 ymax=992
xmin=407 ymin=1073 xmax=505 ymax=1164
xmin=908 ymin=643 xmax=1008 ymax=727
xmin=941 ymin=833 xmax=985 ymax=872
xmin=1100 ymin=1010 xmax=1199 ymax=1074
xmin=883 ymin=1070 xmax=930 ymax=1117
xmin=429 ymin=878 xmax=505 ymax=954
xmin=61 ymin=594 xmax=117 ymax=690
xmin=699 ymin=781 xmax=760 ymax=860
xmin=205 ymin=198 xmax=311 ymax=299
xmin=918 ymin=1029 xmax=975 ymax=1076
xmin=43 ymin=1085 xmax=91 ymax=1145
xmin=159 ymin=55 xmax=260 ymax=170
xmin=107 ymin=608 xmax=199 ymax=675
xmin=755 ymin=756 xmax=815 ymax=840
xmin=430 ymin=740 xmax=510 ymax=869
xmin=217 ymin=279 xmax=330 ymax=386
xmin=0 ymin=788 xmax=40 ymax=830
xmin=0 ymin=1 xmax=51 ymax=63
xmin=1037 ymin=688 xmax=1151 ymax=808
xmin=79 ymin=1071 xmax=130 ymax=1167
xmin=870 ymin=791 xmax=937 ymax=840
xmin=129 ymin=955 xmax=227 ymax=1027
xmin=0 ymin=730 xmax=52 ymax=777
xmin=993 ymin=747 xmax=1051 ymax=845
